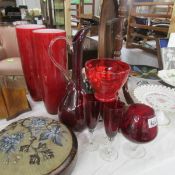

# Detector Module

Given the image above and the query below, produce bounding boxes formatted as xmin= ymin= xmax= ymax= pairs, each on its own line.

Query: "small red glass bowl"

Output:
xmin=121 ymin=103 xmax=158 ymax=143
xmin=85 ymin=59 xmax=131 ymax=102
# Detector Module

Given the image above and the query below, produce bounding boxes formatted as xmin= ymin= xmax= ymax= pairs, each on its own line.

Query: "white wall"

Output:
xmin=82 ymin=0 xmax=102 ymax=16
xmin=94 ymin=0 xmax=101 ymax=16
xmin=16 ymin=0 xmax=41 ymax=9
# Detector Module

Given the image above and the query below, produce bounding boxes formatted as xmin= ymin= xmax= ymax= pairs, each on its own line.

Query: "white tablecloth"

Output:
xmin=0 ymin=77 xmax=175 ymax=175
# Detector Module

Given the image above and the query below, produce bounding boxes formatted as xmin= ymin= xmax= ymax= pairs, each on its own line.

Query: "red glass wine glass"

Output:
xmin=100 ymin=100 xmax=125 ymax=161
xmin=84 ymin=93 xmax=100 ymax=151
xmin=85 ymin=59 xmax=130 ymax=102
xmin=121 ymin=103 xmax=158 ymax=158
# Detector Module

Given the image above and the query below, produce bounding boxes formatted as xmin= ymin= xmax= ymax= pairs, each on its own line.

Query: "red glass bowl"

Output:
xmin=121 ymin=103 xmax=158 ymax=143
xmin=85 ymin=59 xmax=130 ymax=102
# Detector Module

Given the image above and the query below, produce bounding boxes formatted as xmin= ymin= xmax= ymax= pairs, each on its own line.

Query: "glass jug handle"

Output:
xmin=48 ymin=36 xmax=71 ymax=82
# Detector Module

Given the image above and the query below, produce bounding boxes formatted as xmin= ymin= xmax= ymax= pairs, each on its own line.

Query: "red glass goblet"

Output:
xmin=121 ymin=103 xmax=158 ymax=158
xmin=100 ymin=100 xmax=125 ymax=161
xmin=84 ymin=93 xmax=100 ymax=151
xmin=85 ymin=59 xmax=130 ymax=102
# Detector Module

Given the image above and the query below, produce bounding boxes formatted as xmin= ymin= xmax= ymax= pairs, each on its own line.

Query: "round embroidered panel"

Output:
xmin=0 ymin=117 xmax=77 ymax=175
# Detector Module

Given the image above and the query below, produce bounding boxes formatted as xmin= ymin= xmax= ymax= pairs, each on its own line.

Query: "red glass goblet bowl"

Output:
xmin=121 ymin=103 xmax=158 ymax=158
xmin=85 ymin=59 xmax=130 ymax=102
xmin=100 ymin=100 xmax=126 ymax=161
xmin=121 ymin=103 xmax=158 ymax=143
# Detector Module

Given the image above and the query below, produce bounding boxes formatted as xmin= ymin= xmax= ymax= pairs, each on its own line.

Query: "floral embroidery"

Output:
xmin=27 ymin=118 xmax=47 ymax=137
xmin=0 ymin=133 xmax=24 ymax=153
xmin=0 ymin=117 xmax=68 ymax=165
xmin=31 ymin=118 xmax=46 ymax=128
xmin=40 ymin=126 xmax=64 ymax=146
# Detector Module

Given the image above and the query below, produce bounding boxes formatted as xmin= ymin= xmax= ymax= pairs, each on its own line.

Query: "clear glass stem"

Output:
xmin=107 ymin=137 xmax=114 ymax=156
xmin=123 ymin=142 xmax=146 ymax=159
xmin=87 ymin=129 xmax=99 ymax=152
xmin=89 ymin=129 xmax=94 ymax=145
xmin=156 ymin=110 xmax=170 ymax=126
xmin=100 ymin=136 xmax=118 ymax=161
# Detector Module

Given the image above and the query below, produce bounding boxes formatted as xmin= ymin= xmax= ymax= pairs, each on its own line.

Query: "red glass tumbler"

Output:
xmin=32 ymin=29 xmax=67 ymax=114
xmin=16 ymin=24 xmax=45 ymax=101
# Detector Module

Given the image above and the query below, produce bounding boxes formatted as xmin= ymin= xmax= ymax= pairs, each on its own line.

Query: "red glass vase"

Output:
xmin=16 ymin=24 xmax=45 ymax=101
xmin=32 ymin=29 xmax=67 ymax=114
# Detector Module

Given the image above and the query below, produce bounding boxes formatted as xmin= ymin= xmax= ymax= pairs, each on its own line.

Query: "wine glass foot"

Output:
xmin=86 ymin=142 xmax=99 ymax=152
xmin=123 ymin=143 xmax=145 ymax=159
xmin=99 ymin=146 xmax=118 ymax=162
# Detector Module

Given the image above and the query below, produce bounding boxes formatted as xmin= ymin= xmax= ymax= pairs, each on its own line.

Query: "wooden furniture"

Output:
xmin=98 ymin=0 xmax=128 ymax=59
xmin=64 ymin=0 xmax=72 ymax=39
xmin=0 ymin=87 xmax=8 ymax=118
xmin=126 ymin=1 xmax=174 ymax=54
xmin=0 ymin=0 xmax=16 ymax=8
xmin=0 ymin=86 xmax=30 ymax=120
xmin=70 ymin=0 xmax=95 ymax=29
xmin=168 ymin=2 xmax=175 ymax=34
xmin=40 ymin=0 xmax=71 ymax=37
xmin=53 ymin=0 xmax=65 ymax=29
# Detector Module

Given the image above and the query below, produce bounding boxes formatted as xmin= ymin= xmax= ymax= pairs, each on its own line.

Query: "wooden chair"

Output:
xmin=126 ymin=0 xmax=173 ymax=54
xmin=98 ymin=0 xmax=128 ymax=59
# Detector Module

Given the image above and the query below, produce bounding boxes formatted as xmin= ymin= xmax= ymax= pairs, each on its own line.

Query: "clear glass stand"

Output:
xmin=123 ymin=142 xmax=145 ymax=159
xmin=100 ymin=138 xmax=118 ymax=162
xmin=156 ymin=110 xmax=170 ymax=126
xmin=86 ymin=129 xmax=99 ymax=152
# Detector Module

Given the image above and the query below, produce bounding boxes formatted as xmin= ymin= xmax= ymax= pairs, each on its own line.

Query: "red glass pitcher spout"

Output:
xmin=72 ymin=27 xmax=90 ymax=44
xmin=48 ymin=27 xmax=90 ymax=84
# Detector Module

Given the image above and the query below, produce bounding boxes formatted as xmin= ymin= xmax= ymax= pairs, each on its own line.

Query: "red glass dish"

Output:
xmin=121 ymin=103 xmax=158 ymax=143
xmin=16 ymin=24 xmax=45 ymax=101
xmin=85 ymin=59 xmax=130 ymax=102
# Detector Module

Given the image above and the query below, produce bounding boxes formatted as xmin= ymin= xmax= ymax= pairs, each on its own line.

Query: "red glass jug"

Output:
xmin=48 ymin=27 xmax=90 ymax=131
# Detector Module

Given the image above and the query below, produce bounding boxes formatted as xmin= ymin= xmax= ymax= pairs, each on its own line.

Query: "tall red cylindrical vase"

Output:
xmin=16 ymin=24 xmax=45 ymax=101
xmin=32 ymin=29 xmax=67 ymax=114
